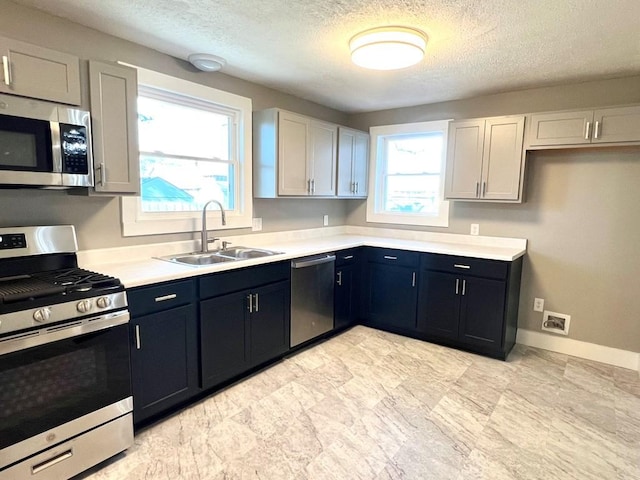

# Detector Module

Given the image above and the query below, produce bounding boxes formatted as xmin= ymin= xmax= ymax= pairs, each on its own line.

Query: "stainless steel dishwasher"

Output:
xmin=290 ymin=253 xmax=336 ymax=347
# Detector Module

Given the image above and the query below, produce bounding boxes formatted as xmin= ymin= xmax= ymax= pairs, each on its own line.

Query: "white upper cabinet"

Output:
xmin=527 ymin=105 xmax=640 ymax=147
xmin=445 ymin=116 xmax=525 ymax=202
xmin=89 ymin=61 xmax=140 ymax=195
xmin=337 ymin=127 xmax=369 ymax=198
xmin=254 ymin=108 xmax=337 ymax=198
xmin=0 ymin=36 xmax=81 ymax=105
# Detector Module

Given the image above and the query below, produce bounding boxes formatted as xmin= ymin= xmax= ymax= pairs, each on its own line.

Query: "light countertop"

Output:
xmin=79 ymin=227 xmax=527 ymax=289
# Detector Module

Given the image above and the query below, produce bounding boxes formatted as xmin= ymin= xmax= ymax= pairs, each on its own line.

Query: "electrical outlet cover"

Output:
xmin=252 ymin=218 xmax=262 ymax=231
xmin=470 ymin=224 xmax=480 ymax=236
xmin=533 ymin=297 xmax=544 ymax=312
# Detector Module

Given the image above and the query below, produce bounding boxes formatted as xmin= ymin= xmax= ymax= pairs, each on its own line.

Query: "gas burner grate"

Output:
xmin=0 ymin=277 xmax=67 ymax=304
xmin=34 ymin=268 xmax=121 ymax=292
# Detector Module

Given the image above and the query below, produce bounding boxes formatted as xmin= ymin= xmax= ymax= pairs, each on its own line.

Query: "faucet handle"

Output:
xmin=207 ymin=237 xmax=220 ymax=247
xmin=222 ymin=240 xmax=232 ymax=249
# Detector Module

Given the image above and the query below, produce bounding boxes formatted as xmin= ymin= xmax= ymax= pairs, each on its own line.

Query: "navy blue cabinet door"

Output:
xmin=334 ymin=263 xmax=355 ymax=330
xmin=417 ymin=270 xmax=460 ymax=340
xmin=365 ymin=263 xmax=418 ymax=331
xmin=130 ymin=304 xmax=197 ymax=423
xmin=199 ymin=291 xmax=250 ymax=389
xmin=249 ymin=280 xmax=290 ymax=366
xmin=458 ymin=275 xmax=506 ymax=348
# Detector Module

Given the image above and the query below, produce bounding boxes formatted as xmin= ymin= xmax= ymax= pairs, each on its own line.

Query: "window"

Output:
xmin=366 ymin=120 xmax=450 ymax=227
xmin=121 ymin=67 xmax=252 ymax=236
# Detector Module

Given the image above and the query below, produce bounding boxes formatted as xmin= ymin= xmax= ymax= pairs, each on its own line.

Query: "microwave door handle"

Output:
xmin=50 ymin=122 xmax=63 ymax=173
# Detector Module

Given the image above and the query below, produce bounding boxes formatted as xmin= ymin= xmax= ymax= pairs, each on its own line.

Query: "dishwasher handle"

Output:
xmin=291 ymin=254 xmax=336 ymax=268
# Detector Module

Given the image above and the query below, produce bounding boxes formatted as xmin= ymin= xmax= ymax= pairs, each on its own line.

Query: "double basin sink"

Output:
xmin=158 ymin=247 xmax=283 ymax=267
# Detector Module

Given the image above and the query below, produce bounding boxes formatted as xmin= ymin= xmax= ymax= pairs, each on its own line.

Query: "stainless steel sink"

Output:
xmin=218 ymin=247 xmax=282 ymax=259
xmin=156 ymin=247 xmax=282 ymax=267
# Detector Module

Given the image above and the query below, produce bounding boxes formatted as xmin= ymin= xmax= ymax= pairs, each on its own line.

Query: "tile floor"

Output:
xmin=80 ymin=326 xmax=640 ymax=480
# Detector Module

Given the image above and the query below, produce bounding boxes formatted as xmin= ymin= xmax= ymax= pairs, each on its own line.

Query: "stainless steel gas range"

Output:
xmin=0 ymin=226 xmax=133 ymax=479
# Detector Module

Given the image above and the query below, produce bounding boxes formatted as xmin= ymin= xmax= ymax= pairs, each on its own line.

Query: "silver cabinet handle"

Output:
xmin=462 ymin=279 xmax=466 ymax=296
xmin=350 ymin=182 xmax=355 ymax=193
xmin=2 ymin=55 xmax=10 ymax=86
xmin=342 ymin=255 xmax=354 ymax=260
xmin=594 ymin=120 xmax=600 ymax=139
xmin=482 ymin=182 xmax=486 ymax=197
xmin=155 ymin=293 xmax=177 ymax=302
xmin=475 ymin=182 xmax=479 ymax=197
xmin=455 ymin=278 xmax=459 ymax=295
xmin=135 ymin=325 xmax=141 ymax=350
xmin=383 ymin=255 xmax=397 ymax=260
xmin=412 ymin=271 xmax=416 ymax=287
xmin=337 ymin=270 xmax=343 ymax=286
xmin=254 ymin=293 xmax=259 ymax=312
xmin=247 ymin=294 xmax=253 ymax=313
xmin=355 ymin=182 xmax=359 ymax=194
xmin=31 ymin=450 xmax=73 ymax=475
xmin=454 ymin=264 xmax=470 ymax=269
xmin=311 ymin=179 xmax=315 ymax=194
xmin=98 ymin=162 xmax=106 ymax=186
xmin=585 ymin=121 xmax=591 ymax=140
xmin=307 ymin=179 xmax=311 ymax=194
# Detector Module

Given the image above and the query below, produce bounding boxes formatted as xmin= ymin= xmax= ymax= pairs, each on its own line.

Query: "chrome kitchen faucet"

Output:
xmin=200 ymin=199 xmax=227 ymax=253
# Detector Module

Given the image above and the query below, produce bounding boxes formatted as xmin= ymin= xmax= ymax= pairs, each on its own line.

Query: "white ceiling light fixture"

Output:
xmin=350 ymin=26 xmax=427 ymax=71
xmin=188 ymin=53 xmax=226 ymax=72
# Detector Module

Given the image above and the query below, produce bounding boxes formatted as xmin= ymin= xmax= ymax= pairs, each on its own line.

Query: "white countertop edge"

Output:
xmin=79 ymin=229 xmax=527 ymax=289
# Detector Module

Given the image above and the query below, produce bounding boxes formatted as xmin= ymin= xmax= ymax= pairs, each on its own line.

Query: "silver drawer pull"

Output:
xmin=254 ymin=293 xmax=259 ymax=312
xmin=247 ymin=294 xmax=253 ymax=313
xmin=462 ymin=279 xmax=466 ymax=296
xmin=456 ymin=278 xmax=459 ymax=295
xmin=155 ymin=293 xmax=177 ymax=302
xmin=454 ymin=264 xmax=470 ymax=269
xmin=337 ymin=271 xmax=343 ymax=286
xmin=412 ymin=272 xmax=416 ymax=287
xmin=32 ymin=450 xmax=73 ymax=475
xmin=342 ymin=255 xmax=354 ymax=260
xmin=383 ymin=255 xmax=397 ymax=260
xmin=135 ymin=325 xmax=141 ymax=349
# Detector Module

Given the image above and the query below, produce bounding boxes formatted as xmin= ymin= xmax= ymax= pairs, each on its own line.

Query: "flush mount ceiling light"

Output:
xmin=349 ymin=26 xmax=427 ymax=70
xmin=188 ymin=53 xmax=226 ymax=72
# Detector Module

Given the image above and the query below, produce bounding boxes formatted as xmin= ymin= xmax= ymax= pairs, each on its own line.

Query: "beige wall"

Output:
xmin=347 ymin=79 xmax=640 ymax=352
xmin=0 ymin=0 xmax=349 ymax=249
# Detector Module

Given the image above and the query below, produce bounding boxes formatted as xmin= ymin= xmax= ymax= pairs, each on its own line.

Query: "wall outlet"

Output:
xmin=533 ymin=297 xmax=544 ymax=312
xmin=541 ymin=310 xmax=571 ymax=335
xmin=251 ymin=218 xmax=262 ymax=232
xmin=470 ymin=223 xmax=480 ymax=236
xmin=323 ymin=214 xmax=329 ymax=226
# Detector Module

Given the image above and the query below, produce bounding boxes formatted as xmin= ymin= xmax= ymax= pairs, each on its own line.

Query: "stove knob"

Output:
xmin=96 ymin=296 xmax=111 ymax=309
xmin=33 ymin=308 xmax=52 ymax=323
xmin=77 ymin=300 xmax=92 ymax=313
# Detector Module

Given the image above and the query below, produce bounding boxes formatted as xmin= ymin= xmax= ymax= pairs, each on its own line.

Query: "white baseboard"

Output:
xmin=516 ymin=329 xmax=640 ymax=371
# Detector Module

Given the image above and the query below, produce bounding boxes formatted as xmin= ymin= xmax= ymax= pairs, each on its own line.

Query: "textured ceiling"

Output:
xmin=10 ymin=0 xmax=640 ymax=113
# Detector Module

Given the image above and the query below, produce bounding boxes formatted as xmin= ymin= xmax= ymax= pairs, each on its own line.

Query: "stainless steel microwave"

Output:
xmin=0 ymin=93 xmax=93 ymax=188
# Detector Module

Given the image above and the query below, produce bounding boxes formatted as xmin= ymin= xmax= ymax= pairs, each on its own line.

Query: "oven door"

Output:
xmin=0 ymin=113 xmax=62 ymax=187
xmin=0 ymin=313 xmax=132 ymax=470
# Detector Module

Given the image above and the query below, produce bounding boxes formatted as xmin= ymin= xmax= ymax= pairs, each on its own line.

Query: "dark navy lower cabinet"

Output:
xmin=199 ymin=262 xmax=291 ymax=390
xmin=334 ymin=248 xmax=362 ymax=330
xmin=417 ymin=253 xmax=522 ymax=359
xmin=362 ymin=248 xmax=420 ymax=334
xmin=128 ymin=280 xmax=198 ymax=425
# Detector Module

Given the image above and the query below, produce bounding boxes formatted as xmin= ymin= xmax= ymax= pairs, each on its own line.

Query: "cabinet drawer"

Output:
xmin=367 ymin=248 xmax=419 ymax=267
xmin=199 ymin=261 xmax=290 ymax=299
xmin=128 ymin=279 xmax=195 ymax=317
xmin=335 ymin=248 xmax=361 ymax=266
xmin=420 ymin=253 xmax=508 ymax=280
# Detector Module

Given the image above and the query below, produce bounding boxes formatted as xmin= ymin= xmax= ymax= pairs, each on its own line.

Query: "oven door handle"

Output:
xmin=0 ymin=310 xmax=130 ymax=356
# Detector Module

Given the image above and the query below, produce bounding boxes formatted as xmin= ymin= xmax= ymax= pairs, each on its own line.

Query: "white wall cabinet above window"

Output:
xmin=0 ymin=36 xmax=81 ymax=105
xmin=445 ymin=115 xmax=525 ymax=202
xmin=253 ymin=108 xmax=337 ymax=198
xmin=337 ymin=127 xmax=369 ymax=198
xmin=89 ymin=60 xmax=140 ymax=195
xmin=526 ymin=105 xmax=640 ymax=148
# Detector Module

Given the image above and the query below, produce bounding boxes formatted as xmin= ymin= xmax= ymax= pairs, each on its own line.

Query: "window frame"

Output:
xmin=121 ymin=66 xmax=252 ymax=237
xmin=366 ymin=120 xmax=451 ymax=227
